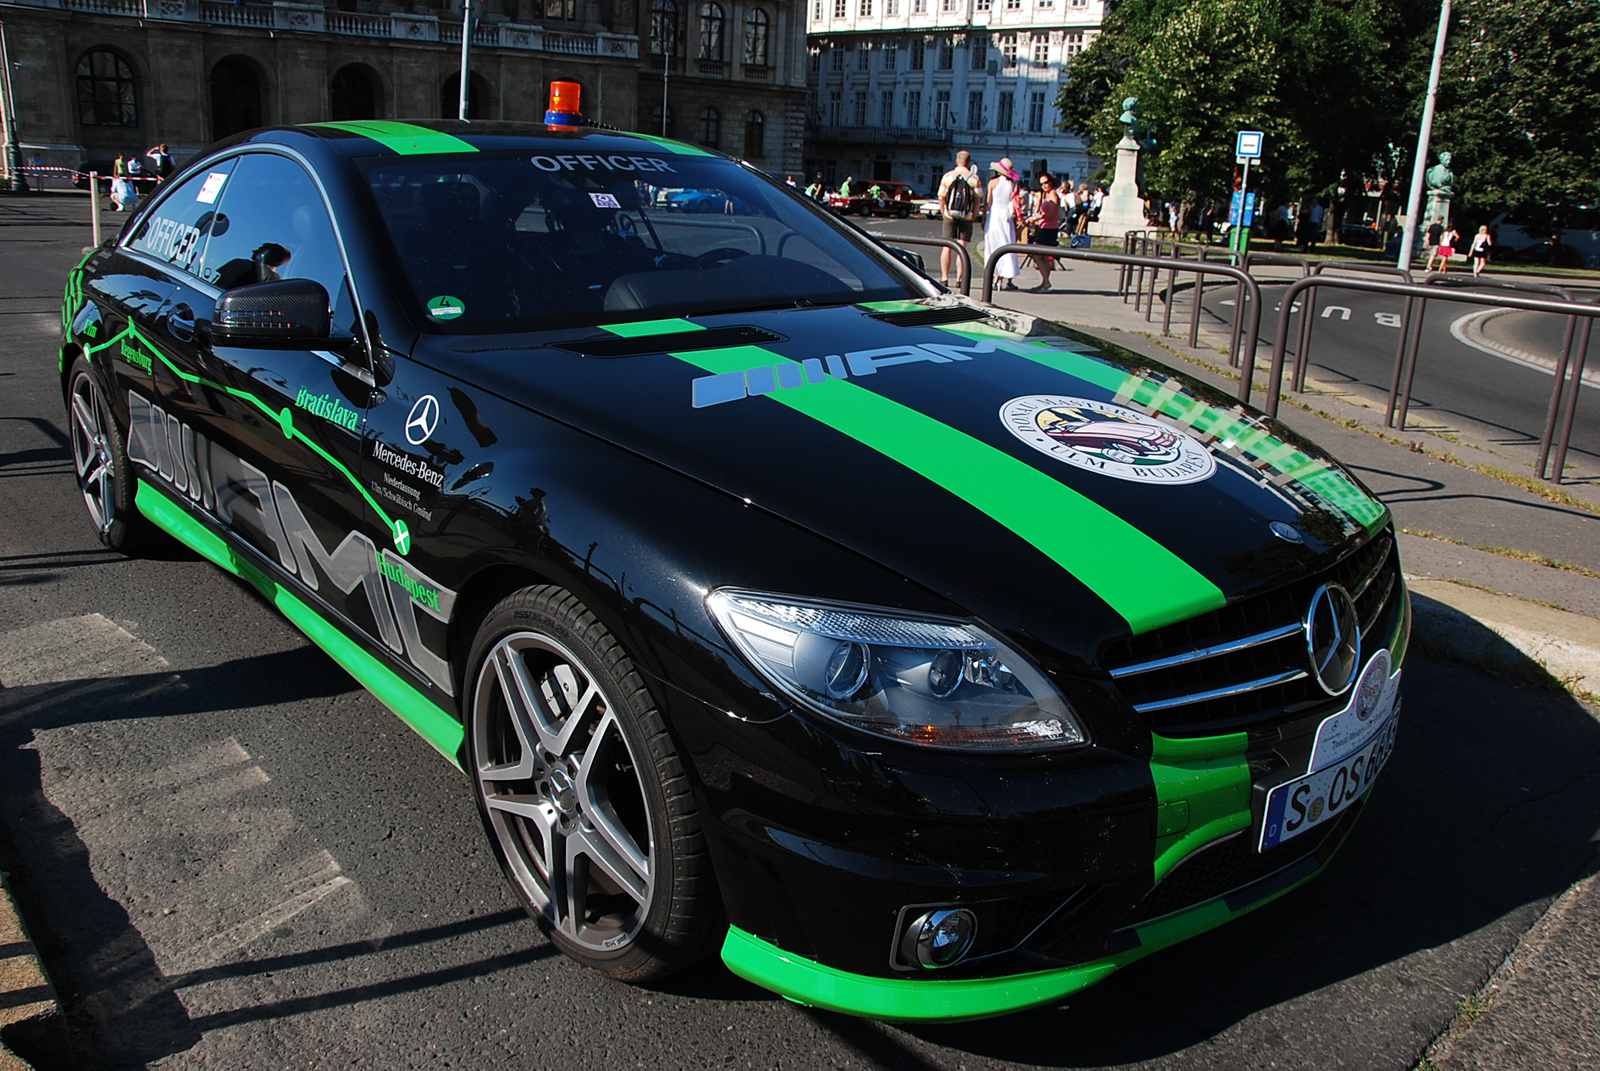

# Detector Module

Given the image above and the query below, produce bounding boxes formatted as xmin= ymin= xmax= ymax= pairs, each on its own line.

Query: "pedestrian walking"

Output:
xmin=1468 ymin=225 xmax=1493 ymax=277
xmin=1025 ymin=172 xmax=1063 ymax=292
xmin=1434 ymin=223 xmax=1459 ymax=274
xmin=1423 ymin=216 xmax=1445 ymax=271
xmin=937 ymin=149 xmax=984 ymax=287
xmin=984 ymin=158 xmax=1021 ymax=291
xmin=146 ymin=142 xmax=174 ymax=181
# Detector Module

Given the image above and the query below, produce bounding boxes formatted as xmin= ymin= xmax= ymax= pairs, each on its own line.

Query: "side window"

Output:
xmin=126 ymin=160 xmax=237 ymax=277
xmin=200 ymin=153 xmax=347 ymax=302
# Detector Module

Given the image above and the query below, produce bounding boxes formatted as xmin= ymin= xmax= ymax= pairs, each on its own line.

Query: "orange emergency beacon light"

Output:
xmin=545 ymin=82 xmax=583 ymax=128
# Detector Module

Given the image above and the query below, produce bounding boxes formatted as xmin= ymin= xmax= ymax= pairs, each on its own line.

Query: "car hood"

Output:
xmin=422 ymin=298 xmax=1388 ymax=661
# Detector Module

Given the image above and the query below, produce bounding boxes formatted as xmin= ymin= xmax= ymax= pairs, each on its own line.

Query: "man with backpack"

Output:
xmin=938 ymin=149 xmax=984 ymax=288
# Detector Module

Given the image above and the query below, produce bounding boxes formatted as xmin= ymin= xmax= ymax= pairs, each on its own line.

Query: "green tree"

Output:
xmin=1059 ymin=0 xmax=1435 ymax=230
xmin=1434 ymin=0 xmax=1600 ymax=218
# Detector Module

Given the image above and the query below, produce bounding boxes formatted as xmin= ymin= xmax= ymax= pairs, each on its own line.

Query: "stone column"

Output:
xmin=1089 ymin=134 xmax=1145 ymax=238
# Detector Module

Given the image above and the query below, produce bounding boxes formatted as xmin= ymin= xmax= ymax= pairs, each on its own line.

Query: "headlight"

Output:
xmin=707 ymin=589 xmax=1086 ymax=750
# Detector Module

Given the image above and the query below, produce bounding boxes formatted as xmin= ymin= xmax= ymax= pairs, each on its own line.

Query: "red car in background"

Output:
xmin=828 ymin=180 xmax=917 ymax=218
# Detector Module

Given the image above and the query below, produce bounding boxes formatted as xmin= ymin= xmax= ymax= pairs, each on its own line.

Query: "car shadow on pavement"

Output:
xmin=0 ymin=644 xmax=389 ymax=1066
xmin=864 ymin=652 xmax=1600 ymax=1068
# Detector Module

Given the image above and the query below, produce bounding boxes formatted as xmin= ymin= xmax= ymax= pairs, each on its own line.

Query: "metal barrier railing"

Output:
xmin=1259 ymin=274 xmax=1599 ymax=482
xmin=1290 ymin=261 xmax=1414 ymax=393
xmin=981 ymin=241 xmax=1264 ymax=404
xmin=868 ymin=232 xmax=973 ymax=296
xmin=1068 ymin=240 xmax=1593 ymax=482
xmin=1398 ymin=275 xmax=1593 ymax=481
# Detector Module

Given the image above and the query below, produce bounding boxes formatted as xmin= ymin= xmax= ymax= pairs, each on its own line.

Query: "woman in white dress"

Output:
xmin=984 ymin=158 xmax=1021 ymax=291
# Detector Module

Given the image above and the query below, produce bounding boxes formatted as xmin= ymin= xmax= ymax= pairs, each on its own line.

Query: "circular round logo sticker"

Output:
xmin=427 ymin=295 xmax=465 ymax=320
xmin=1000 ymin=395 xmax=1217 ymax=485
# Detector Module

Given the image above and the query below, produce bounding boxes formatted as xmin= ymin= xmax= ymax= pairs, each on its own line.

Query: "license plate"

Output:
xmin=1257 ymin=650 xmax=1402 ymax=852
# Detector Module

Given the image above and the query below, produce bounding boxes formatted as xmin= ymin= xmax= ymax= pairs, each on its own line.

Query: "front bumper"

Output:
xmin=720 ymin=797 xmax=1364 ymax=1022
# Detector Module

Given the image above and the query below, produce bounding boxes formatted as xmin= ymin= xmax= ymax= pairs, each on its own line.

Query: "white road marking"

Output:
xmin=0 ymin=613 xmax=172 ymax=687
xmin=165 ymin=862 xmax=354 ymax=975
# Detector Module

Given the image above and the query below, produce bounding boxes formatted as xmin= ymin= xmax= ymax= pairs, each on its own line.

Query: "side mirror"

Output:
xmin=213 ymin=278 xmax=331 ymax=346
xmin=887 ymin=246 xmax=927 ymax=276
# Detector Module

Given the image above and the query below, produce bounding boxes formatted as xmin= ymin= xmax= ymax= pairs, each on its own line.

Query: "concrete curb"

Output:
xmin=1425 ymin=863 xmax=1600 ymax=1068
xmin=0 ymin=873 xmax=68 ymax=1071
xmin=1449 ymin=308 xmax=1600 ymax=387
xmin=1408 ymin=578 xmax=1600 ymax=698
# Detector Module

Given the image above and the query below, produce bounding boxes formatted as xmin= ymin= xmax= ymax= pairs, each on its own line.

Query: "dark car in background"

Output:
xmin=59 ymin=117 xmax=1408 ymax=1022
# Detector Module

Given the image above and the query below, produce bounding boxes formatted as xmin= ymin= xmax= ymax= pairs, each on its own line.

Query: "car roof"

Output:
xmin=238 ymin=119 xmax=730 ymax=163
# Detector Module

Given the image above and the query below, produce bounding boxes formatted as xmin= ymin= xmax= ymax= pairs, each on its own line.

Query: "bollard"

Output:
xmin=1547 ymin=316 xmax=1593 ymax=483
xmin=89 ymin=170 xmax=102 ymax=247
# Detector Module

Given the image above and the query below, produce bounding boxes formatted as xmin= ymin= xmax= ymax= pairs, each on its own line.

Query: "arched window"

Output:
xmin=650 ymin=0 xmax=679 ymax=55
xmin=210 ymin=57 xmax=263 ymax=141
xmin=698 ymin=3 xmax=725 ymax=60
xmin=743 ymin=9 xmax=769 ymax=66
xmin=330 ymin=65 xmax=378 ymax=121
xmin=441 ymin=73 xmax=488 ymax=119
xmin=651 ymin=103 xmax=675 ymax=137
xmin=742 ymin=110 xmax=765 ymax=159
xmin=77 ymin=51 xmax=138 ymax=127
xmin=699 ymin=107 xmax=720 ymax=148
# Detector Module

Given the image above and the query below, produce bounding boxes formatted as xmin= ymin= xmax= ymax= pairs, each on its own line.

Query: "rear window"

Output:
xmin=360 ymin=150 xmax=918 ymax=332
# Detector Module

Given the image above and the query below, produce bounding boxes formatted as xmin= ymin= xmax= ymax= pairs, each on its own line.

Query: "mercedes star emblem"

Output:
xmin=405 ymin=395 xmax=440 ymax=446
xmin=1304 ymin=583 xmax=1360 ymax=695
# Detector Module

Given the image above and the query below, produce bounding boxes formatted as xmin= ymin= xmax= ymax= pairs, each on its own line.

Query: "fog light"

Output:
xmin=900 ymin=907 xmax=977 ymax=970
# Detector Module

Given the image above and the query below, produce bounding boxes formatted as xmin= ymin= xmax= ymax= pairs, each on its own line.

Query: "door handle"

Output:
xmin=167 ymin=303 xmax=195 ymax=342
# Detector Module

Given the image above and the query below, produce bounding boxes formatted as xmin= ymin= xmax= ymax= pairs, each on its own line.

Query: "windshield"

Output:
xmin=360 ymin=150 xmax=921 ymax=332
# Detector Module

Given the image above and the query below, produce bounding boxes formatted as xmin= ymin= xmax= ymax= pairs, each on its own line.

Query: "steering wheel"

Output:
xmin=694 ymin=247 xmax=750 ymax=269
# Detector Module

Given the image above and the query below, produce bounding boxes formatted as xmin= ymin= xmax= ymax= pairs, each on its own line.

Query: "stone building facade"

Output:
xmin=803 ymin=0 xmax=1102 ymax=196
xmin=0 ymin=0 xmax=805 ymax=175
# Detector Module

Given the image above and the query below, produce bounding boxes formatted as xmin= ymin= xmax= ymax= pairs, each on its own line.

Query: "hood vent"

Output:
xmin=867 ymin=305 xmax=990 ymax=328
xmin=552 ymin=325 xmax=785 ymax=358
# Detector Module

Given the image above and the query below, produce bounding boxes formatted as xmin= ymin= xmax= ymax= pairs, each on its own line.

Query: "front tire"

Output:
xmin=67 ymin=357 xmax=149 ymax=552
xmin=464 ymin=586 xmax=719 ymax=981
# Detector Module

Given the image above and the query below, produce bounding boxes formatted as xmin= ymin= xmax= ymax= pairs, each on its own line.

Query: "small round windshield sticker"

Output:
xmin=427 ymin=295 xmax=465 ymax=320
xmin=1000 ymin=395 xmax=1217 ymax=485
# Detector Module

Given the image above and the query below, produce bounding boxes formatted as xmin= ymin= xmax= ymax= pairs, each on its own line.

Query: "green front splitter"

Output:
xmin=721 ymin=863 xmax=1317 ymax=1022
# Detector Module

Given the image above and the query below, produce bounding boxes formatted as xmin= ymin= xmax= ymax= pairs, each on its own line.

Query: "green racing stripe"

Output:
xmin=308 ymin=120 xmax=478 ymax=156
xmin=670 ymin=344 xmax=1225 ymax=635
xmin=135 ymin=481 xmax=464 ymax=766
xmin=89 ymin=320 xmax=410 ymax=554
xmin=934 ymin=322 xmax=1387 ymax=532
xmin=600 ymin=317 xmax=705 ymax=338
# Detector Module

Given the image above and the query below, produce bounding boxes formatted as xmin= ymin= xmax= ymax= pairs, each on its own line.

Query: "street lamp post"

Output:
xmin=661 ymin=21 xmax=675 ymax=137
xmin=1397 ymin=0 xmax=1452 ymax=269
xmin=0 ymin=21 xmax=26 ymax=193
xmin=457 ymin=0 xmax=480 ymax=120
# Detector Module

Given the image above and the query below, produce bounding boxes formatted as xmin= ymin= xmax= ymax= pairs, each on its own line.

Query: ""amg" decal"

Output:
xmin=125 ymin=390 xmax=458 ymax=695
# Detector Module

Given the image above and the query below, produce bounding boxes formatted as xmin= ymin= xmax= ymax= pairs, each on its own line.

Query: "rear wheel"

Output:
xmin=464 ymin=585 xmax=719 ymax=980
xmin=67 ymin=357 xmax=148 ymax=552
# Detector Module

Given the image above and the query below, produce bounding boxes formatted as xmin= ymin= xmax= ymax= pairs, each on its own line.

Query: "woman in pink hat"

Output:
xmin=984 ymin=158 xmax=1022 ymax=291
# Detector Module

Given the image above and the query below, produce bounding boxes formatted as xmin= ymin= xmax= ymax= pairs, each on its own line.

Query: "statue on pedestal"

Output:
xmin=1425 ymin=151 xmax=1454 ymax=197
xmin=1090 ymin=96 xmax=1148 ymax=237
xmin=1424 ymin=150 xmax=1454 ymax=228
xmin=1118 ymin=97 xmax=1142 ymax=148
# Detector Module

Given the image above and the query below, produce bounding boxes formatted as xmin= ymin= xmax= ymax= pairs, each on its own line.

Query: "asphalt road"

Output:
xmin=4 ymin=194 xmax=1600 ymax=1069
xmin=1208 ymin=282 xmax=1600 ymax=470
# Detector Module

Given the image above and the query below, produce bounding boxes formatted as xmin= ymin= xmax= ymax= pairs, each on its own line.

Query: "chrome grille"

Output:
xmin=1103 ymin=533 xmax=1399 ymax=735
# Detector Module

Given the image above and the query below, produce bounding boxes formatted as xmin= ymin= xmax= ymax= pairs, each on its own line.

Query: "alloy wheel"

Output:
xmin=70 ymin=372 xmax=116 ymax=535
xmin=472 ymin=630 xmax=654 ymax=952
